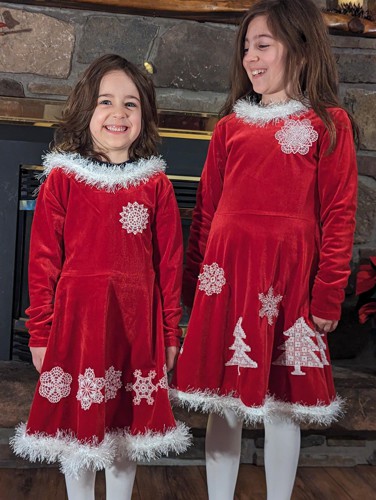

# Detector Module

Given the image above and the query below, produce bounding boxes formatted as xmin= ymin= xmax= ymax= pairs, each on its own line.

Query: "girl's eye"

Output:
xmin=258 ymin=44 xmax=270 ymax=49
xmin=243 ymin=48 xmax=249 ymax=54
xmin=99 ymin=99 xmax=111 ymax=105
xmin=125 ymin=102 xmax=137 ymax=108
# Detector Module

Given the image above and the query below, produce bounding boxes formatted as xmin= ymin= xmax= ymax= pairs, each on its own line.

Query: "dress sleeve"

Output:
xmin=310 ymin=110 xmax=358 ymax=321
xmin=26 ymin=169 xmax=68 ymax=347
xmin=152 ymin=176 xmax=184 ymax=348
xmin=182 ymin=122 xmax=226 ymax=308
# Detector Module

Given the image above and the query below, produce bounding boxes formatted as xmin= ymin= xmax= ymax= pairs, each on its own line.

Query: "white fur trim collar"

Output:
xmin=233 ymin=99 xmax=309 ymax=126
xmin=42 ymin=152 xmax=166 ymax=192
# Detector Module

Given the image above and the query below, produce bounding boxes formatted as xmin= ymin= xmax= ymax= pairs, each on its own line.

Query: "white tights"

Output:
xmin=64 ymin=457 xmax=137 ymax=500
xmin=205 ymin=410 xmax=300 ymax=500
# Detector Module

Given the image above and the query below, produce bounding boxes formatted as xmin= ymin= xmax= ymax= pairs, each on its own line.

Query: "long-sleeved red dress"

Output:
xmin=11 ymin=152 xmax=191 ymax=477
xmin=171 ymin=100 xmax=357 ymax=426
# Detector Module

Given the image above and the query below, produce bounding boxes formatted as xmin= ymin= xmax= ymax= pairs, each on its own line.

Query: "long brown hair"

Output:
xmin=221 ymin=0 xmax=358 ymax=151
xmin=53 ymin=54 xmax=160 ymax=161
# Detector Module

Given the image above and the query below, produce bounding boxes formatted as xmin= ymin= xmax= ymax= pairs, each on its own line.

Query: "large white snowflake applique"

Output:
xmin=104 ymin=366 xmax=123 ymax=402
xmin=125 ymin=369 xmax=159 ymax=405
xmin=119 ymin=201 xmax=149 ymax=234
xmin=275 ymin=118 xmax=318 ymax=155
xmin=258 ymin=286 xmax=283 ymax=326
xmin=76 ymin=368 xmax=105 ymax=410
xmin=39 ymin=366 xmax=72 ymax=403
xmin=198 ymin=262 xmax=226 ymax=296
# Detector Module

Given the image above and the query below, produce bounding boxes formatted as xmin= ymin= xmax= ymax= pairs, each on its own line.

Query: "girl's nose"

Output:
xmin=245 ymin=52 xmax=259 ymax=63
xmin=113 ymin=106 xmax=127 ymax=118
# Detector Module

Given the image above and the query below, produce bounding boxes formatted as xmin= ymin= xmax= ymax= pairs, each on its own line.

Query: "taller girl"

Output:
xmin=172 ymin=0 xmax=358 ymax=498
xmin=11 ymin=54 xmax=190 ymax=499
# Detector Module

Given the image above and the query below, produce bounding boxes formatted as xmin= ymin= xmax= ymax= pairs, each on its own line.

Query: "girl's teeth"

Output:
xmin=106 ymin=126 xmax=126 ymax=132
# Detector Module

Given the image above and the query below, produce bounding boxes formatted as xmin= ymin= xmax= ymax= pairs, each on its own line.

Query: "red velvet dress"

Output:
xmin=171 ymin=101 xmax=357 ymax=426
xmin=11 ymin=153 xmax=190 ymax=477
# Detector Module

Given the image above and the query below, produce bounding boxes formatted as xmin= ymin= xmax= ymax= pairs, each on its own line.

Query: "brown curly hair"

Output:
xmin=53 ymin=54 xmax=160 ymax=161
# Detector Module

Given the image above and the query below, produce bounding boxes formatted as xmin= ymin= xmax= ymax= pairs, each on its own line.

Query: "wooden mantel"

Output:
xmin=2 ymin=0 xmax=376 ymax=35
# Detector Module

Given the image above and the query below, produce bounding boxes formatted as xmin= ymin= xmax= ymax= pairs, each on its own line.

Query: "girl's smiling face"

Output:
xmin=89 ymin=70 xmax=142 ymax=163
xmin=243 ymin=15 xmax=290 ymax=105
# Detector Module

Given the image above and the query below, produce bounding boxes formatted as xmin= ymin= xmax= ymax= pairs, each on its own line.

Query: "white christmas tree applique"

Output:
xmin=258 ymin=286 xmax=283 ymax=326
xmin=76 ymin=368 xmax=105 ymax=410
xmin=272 ymin=317 xmax=323 ymax=375
xmin=275 ymin=118 xmax=318 ymax=155
xmin=225 ymin=317 xmax=258 ymax=375
xmin=198 ymin=262 xmax=226 ymax=296
xmin=315 ymin=332 xmax=330 ymax=366
xmin=119 ymin=201 xmax=149 ymax=234
xmin=39 ymin=366 xmax=72 ymax=403
xmin=125 ymin=368 xmax=167 ymax=405
xmin=104 ymin=366 xmax=122 ymax=402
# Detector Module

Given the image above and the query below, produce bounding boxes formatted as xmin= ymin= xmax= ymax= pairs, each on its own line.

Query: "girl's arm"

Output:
xmin=182 ymin=123 xmax=226 ymax=308
xmin=152 ymin=177 xmax=184 ymax=369
xmin=26 ymin=170 xmax=67 ymax=359
xmin=310 ymin=110 xmax=358 ymax=324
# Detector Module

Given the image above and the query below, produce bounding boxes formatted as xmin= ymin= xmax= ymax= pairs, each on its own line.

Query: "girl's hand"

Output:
xmin=30 ymin=347 xmax=47 ymax=373
xmin=166 ymin=346 xmax=179 ymax=373
xmin=311 ymin=315 xmax=338 ymax=334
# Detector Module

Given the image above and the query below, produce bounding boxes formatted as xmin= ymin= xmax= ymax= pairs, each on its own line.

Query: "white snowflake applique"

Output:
xmin=275 ymin=118 xmax=318 ymax=155
xmin=39 ymin=366 xmax=72 ymax=403
xmin=225 ymin=317 xmax=258 ymax=375
xmin=104 ymin=366 xmax=122 ymax=402
xmin=125 ymin=369 xmax=158 ymax=405
xmin=258 ymin=286 xmax=283 ymax=326
xmin=119 ymin=201 xmax=149 ymax=234
xmin=198 ymin=262 xmax=226 ymax=296
xmin=272 ymin=317 xmax=323 ymax=375
xmin=76 ymin=368 xmax=105 ymax=410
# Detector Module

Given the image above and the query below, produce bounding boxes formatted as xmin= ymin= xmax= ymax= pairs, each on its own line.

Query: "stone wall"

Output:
xmin=0 ymin=1 xmax=375 ymax=261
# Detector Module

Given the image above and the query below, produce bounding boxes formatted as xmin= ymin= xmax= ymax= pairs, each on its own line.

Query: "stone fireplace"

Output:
xmin=0 ymin=0 xmax=375 ymax=361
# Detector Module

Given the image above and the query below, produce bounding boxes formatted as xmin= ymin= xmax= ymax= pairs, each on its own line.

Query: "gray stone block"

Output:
xmin=153 ymin=21 xmax=236 ymax=92
xmin=0 ymin=8 xmax=74 ymax=78
xmin=77 ymin=16 xmax=158 ymax=66
xmin=0 ymin=78 xmax=24 ymax=97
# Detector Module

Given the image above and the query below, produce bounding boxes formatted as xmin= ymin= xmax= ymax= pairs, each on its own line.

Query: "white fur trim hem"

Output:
xmin=10 ymin=421 xmax=191 ymax=478
xmin=170 ymin=388 xmax=344 ymax=427
xmin=41 ymin=152 xmax=166 ymax=192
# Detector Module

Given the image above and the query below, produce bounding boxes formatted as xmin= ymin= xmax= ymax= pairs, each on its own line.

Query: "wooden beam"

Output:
xmin=2 ymin=1 xmax=376 ymax=35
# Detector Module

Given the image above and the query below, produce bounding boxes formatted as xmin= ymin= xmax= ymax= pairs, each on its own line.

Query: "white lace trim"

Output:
xmin=10 ymin=421 xmax=191 ymax=478
xmin=170 ymin=388 xmax=344 ymax=426
xmin=234 ymin=99 xmax=308 ymax=126
xmin=41 ymin=152 xmax=166 ymax=192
